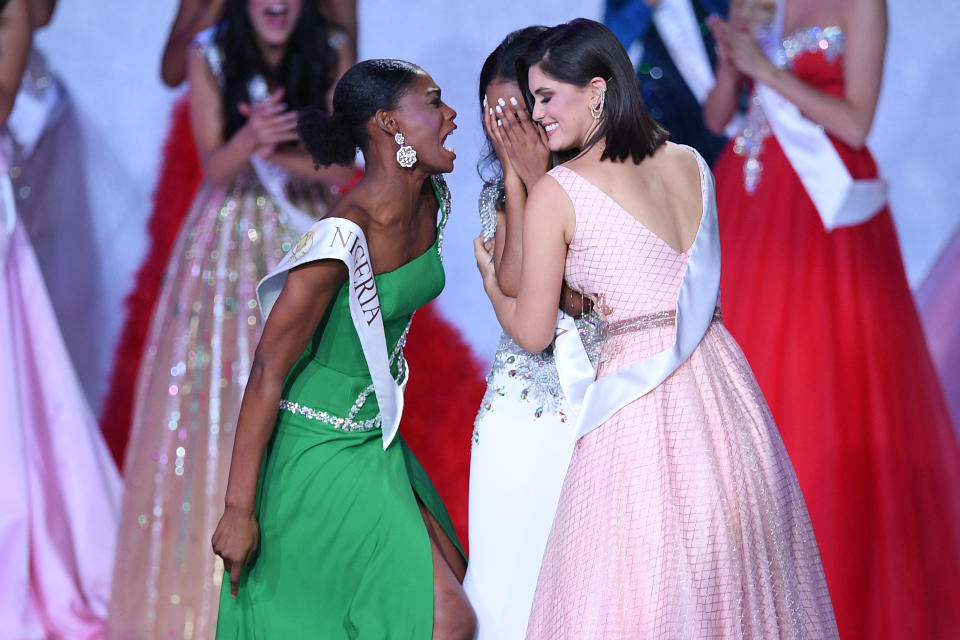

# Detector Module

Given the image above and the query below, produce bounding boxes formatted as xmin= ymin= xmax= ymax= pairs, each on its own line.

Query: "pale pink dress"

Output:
xmin=1 ymin=133 xmax=121 ymax=638
xmin=525 ymin=153 xmax=838 ymax=639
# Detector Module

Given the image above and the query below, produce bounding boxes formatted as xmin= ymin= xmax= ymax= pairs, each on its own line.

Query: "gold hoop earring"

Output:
xmin=589 ymin=87 xmax=606 ymax=120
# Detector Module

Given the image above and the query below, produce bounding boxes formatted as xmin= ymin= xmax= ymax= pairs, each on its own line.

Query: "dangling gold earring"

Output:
xmin=589 ymin=87 xmax=606 ymax=120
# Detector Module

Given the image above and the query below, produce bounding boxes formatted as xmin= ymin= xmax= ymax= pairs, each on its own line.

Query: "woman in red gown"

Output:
xmin=705 ymin=0 xmax=960 ymax=638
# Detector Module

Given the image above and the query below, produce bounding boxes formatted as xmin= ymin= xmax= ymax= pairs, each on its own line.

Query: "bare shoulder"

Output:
xmin=526 ymin=170 xmax=577 ymax=241
xmin=528 ymin=169 xmax=575 ymax=215
xmin=844 ymin=0 xmax=887 ymax=34
xmin=658 ymin=141 xmax=702 ymax=178
xmin=321 ymin=199 xmax=372 ymax=234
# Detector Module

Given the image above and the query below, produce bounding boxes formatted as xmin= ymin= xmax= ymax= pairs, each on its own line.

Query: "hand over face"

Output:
xmin=484 ymin=83 xmax=550 ymax=188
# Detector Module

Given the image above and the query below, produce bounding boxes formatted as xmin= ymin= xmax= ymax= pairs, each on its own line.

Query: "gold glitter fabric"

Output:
xmin=525 ymin=160 xmax=837 ymax=639
xmin=106 ymin=174 xmax=330 ymax=640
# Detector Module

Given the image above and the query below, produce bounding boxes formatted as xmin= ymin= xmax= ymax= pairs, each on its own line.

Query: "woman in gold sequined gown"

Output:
xmin=107 ymin=2 xmax=355 ymax=637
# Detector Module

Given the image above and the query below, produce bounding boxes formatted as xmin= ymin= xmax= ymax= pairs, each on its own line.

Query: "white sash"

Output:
xmin=7 ymin=50 xmax=65 ymax=158
xmin=754 ymin=0 xmax=887 ymax=231
xmin=250 ymin=155 xmax=317 ymax=234
xmin=257 ymin=218 xmax=404 ymax=450
xmin=652 ymin=0 xmax=716 ymax=104
xmin=555 ymin=150 xmax=722 ymax=441
xmin=1 ymin=134 xmax=15 ymax=249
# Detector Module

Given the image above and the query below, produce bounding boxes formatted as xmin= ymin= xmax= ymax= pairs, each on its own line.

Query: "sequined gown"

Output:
xmin=525 ymin=147 xmax=838 ymax=639
xmin=463 ymin=182 xmax=603 ymax=640
xmin=106 ymin=43 xmax=334 ymax=640
xmin=713 ymin=26 xmax=960 ymax=640
xmin=216 ymin=177 xmax=463 ymax=637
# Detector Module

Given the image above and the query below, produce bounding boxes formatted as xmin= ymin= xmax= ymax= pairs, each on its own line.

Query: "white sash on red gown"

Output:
xmin=753 ymin=0 xmax=887 ymax=230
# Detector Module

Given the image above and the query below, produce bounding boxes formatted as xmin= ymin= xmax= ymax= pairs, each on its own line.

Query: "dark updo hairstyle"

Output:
xmin=517 ymin=18 xmax=667 ymax=164
xmin=215 ymin=0 xmax=338 ymax=141
xmin=298 ymin=59 xmax=422 ymax=167
xmin=477 ymin=26 xmax=549 ymax=186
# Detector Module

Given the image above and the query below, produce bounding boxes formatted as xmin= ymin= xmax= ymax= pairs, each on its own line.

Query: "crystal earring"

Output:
xmin=589 ymin=87 xmax=606 ymax=120
xmin=395 ymin=132 xmax=417 ymax=168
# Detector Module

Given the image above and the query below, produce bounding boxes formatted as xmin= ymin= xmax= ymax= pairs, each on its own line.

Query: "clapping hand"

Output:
xmin=239 ymin=88 xmax=300 ymax=159
xmin=707 ymin=16 xmax=774 ymax=82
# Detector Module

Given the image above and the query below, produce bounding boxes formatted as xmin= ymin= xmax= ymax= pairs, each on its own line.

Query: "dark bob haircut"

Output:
xmin=517 ymin=18 xmax=667 ymax=164
xmin=477 ymin=25 xmax=549 ymax=185
xmin=299 ymin=59 xmax=422 ymax=167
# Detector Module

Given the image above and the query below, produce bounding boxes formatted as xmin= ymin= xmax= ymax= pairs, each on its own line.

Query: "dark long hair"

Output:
xmin=214 ymin=0 xmax=338 ymax=141
xmin=477 ymin=26 xmax=548 ymax=186
xmin=517 ymin=18 xmax=667 ymax=164
xmin=299 ymin=59 xmax=422 ymax=167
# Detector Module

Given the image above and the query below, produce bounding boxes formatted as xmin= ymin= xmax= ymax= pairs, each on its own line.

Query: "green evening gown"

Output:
xmin=216 ymin=178 xmax=463 ymax=639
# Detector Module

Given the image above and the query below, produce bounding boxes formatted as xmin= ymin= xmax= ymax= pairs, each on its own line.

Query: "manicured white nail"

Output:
xmin=497 ymin=98 xmax=506 ymax=107
xmin=488 ymin=107 xmax=494 ymax=115
xmin=483 ymin=96 xmax=488 ymax=107
xmin=509 ymin=97 xmax=518 ymax=106
xmin=495 ymin=105 xmax=503 ymax=114
xmin=497 ymin=119 xmax=502 ymax=126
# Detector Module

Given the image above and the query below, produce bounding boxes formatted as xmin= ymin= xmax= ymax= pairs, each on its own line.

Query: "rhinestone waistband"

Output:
xmin=279 ymin=399 xmax=381 ymax=432
xmin=605 ymin=308 xmax=722 ymax=337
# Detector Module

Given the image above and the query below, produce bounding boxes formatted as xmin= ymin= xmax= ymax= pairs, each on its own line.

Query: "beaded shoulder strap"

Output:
xmin=477 ymin=179 xmax=504 ymax=242
xmin=430 ymin=174 xmax=451 ymax=257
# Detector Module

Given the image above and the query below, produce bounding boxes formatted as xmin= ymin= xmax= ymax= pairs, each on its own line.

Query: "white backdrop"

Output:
xmin=35 ymin=0 xmax=960 ymax=393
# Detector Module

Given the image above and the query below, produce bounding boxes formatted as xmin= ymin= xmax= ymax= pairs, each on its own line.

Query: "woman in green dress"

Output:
xmin=212 ymin=58 xmax=475 ymax=639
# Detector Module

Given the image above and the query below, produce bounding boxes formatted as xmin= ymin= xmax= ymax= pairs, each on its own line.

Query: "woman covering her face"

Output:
xmin=475 ymin=18 xmax=837 ymax=638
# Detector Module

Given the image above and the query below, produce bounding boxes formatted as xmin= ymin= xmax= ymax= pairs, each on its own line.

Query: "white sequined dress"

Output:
xmin=462 ymin=181 xmax=604 ymax=640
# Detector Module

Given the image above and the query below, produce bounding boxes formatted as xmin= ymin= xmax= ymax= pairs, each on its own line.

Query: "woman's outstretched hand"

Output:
xmin=211 ymin=505 xmax=260 ymax=598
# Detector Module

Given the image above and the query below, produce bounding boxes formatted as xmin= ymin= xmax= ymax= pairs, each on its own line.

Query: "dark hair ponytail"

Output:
xmin=298 ymin=110 xmax=354 ymax=167
xmin=518 ymin=18 xmax=667 ymax=164
xmin=477 ymin=26 xmax=548 ymax=186
xmin=299 ymin=59 xmax=422 ymax=167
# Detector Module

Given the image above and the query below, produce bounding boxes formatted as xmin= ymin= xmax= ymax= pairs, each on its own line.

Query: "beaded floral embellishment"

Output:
xmin=734 ymin=25 xmax=845 ymax=192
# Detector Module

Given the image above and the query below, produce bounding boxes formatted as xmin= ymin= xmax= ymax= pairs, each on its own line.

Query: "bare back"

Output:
xmin=565 ymin=142 xmax=704 ymax=254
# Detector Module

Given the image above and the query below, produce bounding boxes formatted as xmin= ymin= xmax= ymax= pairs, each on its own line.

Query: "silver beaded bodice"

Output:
xmin=474 ymin=181 xmax=605 ymax=441
xmin=734 ymin=25 xmax=845 ymax=192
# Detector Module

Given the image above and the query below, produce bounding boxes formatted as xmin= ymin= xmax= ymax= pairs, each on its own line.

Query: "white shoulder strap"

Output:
xmin=1 ymin=135 xmax=15 ymax=244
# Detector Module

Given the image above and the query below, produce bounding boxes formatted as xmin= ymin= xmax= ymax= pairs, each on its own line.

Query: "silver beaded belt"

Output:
xmin=278 ymin=399 xmax=381 ymax=432
xmin=605 ymin=308 xmax=722 ymax=337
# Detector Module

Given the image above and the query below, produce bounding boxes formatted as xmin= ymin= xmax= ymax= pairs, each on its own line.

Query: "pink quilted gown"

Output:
xmin=525 ymin=151 xmax=838 ymax=639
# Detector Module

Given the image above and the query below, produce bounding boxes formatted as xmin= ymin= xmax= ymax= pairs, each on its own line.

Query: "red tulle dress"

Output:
xmin=713 ymin=25 xmax=960 ymax=640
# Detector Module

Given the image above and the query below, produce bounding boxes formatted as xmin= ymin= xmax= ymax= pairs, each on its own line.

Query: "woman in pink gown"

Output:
xmin=0 ymin=0 xmax=121 ymax=636
xmin=475 ymin=19 xmax=836 ymax=638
